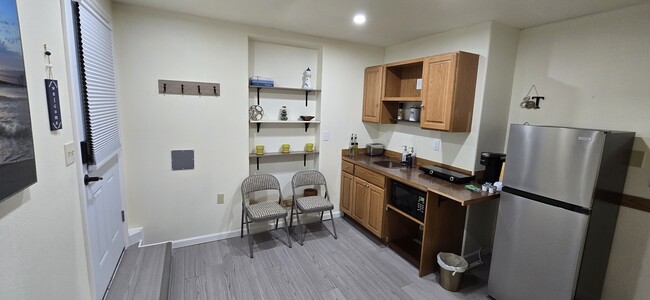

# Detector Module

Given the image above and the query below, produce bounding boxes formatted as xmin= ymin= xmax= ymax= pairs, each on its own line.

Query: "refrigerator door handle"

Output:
xmin=502 ymin=186 xmax=591 ymax=215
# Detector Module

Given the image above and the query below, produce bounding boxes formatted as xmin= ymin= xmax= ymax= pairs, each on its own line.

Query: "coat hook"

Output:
xmin=181 ymin=84 xmax=184 ymax=94
xmin=197 ymin=85 xmax=201 ymax=95
xmin=213 ymin=86 xmax=217 ymax=95
xmin=163 ymin=83 xmax=167 ymax=93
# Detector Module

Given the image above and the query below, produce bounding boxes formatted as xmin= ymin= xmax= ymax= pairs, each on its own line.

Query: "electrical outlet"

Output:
xmin=64 ymin=142 xmax=75 ymax=166
xmin=432 ymin=138 xmax=441 ymax=151
xmin=217 ymin=193 xmax=224 ymax=204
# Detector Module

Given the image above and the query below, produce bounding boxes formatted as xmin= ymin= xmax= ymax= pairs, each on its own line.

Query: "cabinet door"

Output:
xmin=352 ymin=177 xmax=369 ymax=223
xmin=340 ymin=172 xmax=354 ymax=215
xmin=366 ymin=184 xmax=385 ymax=237
xmin=420 ymin=53 xmax=457 ymax=131
xmin=362 ymin=66 xmax=383 ymax=123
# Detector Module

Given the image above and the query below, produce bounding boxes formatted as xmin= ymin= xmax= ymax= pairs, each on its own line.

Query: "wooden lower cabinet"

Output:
xmin=366 ymin=183 xmax=385 ymax=237
xmin=339 ymin=163 xmax=386 ymax=238
xmin=340 ymin=172 xmax=353 ymax=215
xmin=352 ymin=177 xmax=369 ymax=222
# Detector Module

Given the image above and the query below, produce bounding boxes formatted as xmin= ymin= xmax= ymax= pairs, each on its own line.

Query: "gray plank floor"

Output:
xmin=106 ymin=242 xmax=171 ymax=300
xmin=170 ymin=217 xmax=491 ymax=300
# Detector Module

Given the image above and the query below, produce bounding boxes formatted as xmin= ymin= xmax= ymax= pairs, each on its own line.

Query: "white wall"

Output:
xmin=112 ymin=3 xmax=384 ymax=244
xmin=0 ymin=0 xmax=92 ymax=299
xmin=506 ymin=4 xmax=650 ymax=299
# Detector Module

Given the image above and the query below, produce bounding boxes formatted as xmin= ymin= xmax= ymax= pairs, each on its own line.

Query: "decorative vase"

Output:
xmin=303 ymin=67 xmax=312 ymax=90
xmin=280 ymin=106 xmax=288 ymax=121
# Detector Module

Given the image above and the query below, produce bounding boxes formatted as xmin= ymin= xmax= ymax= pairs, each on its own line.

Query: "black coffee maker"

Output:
xmin=480 ymin=152 xmax=506 ymax=183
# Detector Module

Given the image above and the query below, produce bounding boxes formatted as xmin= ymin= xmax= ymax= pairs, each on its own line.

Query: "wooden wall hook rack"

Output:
xmin=158 ymin=79 xmax=220 ymax=96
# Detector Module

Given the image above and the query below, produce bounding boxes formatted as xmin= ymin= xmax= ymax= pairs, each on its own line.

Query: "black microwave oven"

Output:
xmin=390 ymin=181 xmax=427 ymax=222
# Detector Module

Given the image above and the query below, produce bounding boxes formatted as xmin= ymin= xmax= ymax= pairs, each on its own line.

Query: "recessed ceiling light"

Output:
xmin=353 ymin=14 xmax=366 ymax=25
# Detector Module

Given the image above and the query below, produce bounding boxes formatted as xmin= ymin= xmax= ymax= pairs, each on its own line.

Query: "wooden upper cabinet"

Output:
xmin=420 ymin=52 xmax=479 ymax=132
xmin=362 ymin=66 xmax=384 ymax=123
xmin=383 ymin=59 xmax=423 ymax=101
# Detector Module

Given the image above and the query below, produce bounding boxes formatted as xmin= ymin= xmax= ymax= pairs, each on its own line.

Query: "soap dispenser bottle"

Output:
xmin=409 ymin=147 xmax=416 ymax=167
xmin=401 ymin=146 xmax=408 ymax=164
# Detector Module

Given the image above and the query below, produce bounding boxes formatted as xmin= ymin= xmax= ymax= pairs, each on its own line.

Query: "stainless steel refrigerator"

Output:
xmin=487 ymin=124 xmax=634 ymax=300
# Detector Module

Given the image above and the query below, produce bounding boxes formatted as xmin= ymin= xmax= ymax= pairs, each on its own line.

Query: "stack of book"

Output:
xmin=249 ymin=76 xmax=274 ymax=87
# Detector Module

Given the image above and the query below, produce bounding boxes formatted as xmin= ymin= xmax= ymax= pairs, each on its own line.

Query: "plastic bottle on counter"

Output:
xmin=409 ymin=147 xmax=416 ymax=167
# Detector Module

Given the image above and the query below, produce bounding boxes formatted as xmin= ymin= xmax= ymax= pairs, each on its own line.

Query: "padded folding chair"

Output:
xmin=241 ymin=174 xmax=291 ymax=258
xmin=290 ymin=170 xmax=337 ymax=245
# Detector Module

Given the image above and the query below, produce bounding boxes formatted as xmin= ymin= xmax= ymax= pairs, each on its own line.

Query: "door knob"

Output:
xmin=84 ymin=175 xmax=103 ymax=185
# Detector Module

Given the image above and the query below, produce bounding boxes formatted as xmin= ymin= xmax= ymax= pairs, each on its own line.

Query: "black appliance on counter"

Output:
xmin=480 ymin=152 xmax=506 ymax=183
xmin=419 ymin=165 xmax=474 ymax=184
xmin=390 ymin=181 xmax=426 ymax=222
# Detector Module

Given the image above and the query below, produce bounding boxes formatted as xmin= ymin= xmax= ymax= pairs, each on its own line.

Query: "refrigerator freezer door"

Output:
xmin=488 ymin=191 xmax=590 ymax=300
xmin=504 ymin=124 xmax=606 ymax=208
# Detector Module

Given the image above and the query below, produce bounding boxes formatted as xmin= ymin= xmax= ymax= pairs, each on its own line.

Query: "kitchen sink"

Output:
xmin=373 ymin=160 xmax=402 ymax=168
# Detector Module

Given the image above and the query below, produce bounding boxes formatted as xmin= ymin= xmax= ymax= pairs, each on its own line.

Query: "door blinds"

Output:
xmin=77 ymin=1 xmax=120 ymax=167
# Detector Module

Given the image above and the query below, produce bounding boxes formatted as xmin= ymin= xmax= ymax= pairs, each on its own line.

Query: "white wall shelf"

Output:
xmin=250 ymin=120 xmax=320 ymax=132
xmin=248 ymin=41 xmax=322 ymax=176
xmin=249 ymin=151 xmax=319 ymax=170
xmin=250 ymin=85 xmax=321 ymax=106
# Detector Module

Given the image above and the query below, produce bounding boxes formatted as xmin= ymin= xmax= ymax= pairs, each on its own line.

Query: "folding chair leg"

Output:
xmin=330 ymin=210 xmax=337 ymax=239
xmin=241 ymin=208 xmax=245 ymax=238
xmin=284 ymin=217 xmax=292 ymax=248
xmin=275 ymin=219 xmax=279 ymax=230
xmin=320 ymin=211 xmax=324 ymax=223
xmin=245 ymin=215 xmax=253 ymax=258
xmin=295 ymin=209 xmax=304 ymax=246
xmin=289 ymin=206 xmax=294 ymax=227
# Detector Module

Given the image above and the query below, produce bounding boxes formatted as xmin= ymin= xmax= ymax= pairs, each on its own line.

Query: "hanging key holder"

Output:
xmin=520 ymin=85 xmax=545 ymax=109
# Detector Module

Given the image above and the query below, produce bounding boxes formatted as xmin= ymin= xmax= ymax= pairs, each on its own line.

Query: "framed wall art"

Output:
xmin=0 ymin=0 xmax=37 ymax=201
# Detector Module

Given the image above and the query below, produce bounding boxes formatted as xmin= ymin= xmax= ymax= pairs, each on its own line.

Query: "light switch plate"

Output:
xmin=217 ymin=194 xmax=224 ymax=204
xmin=64 ymin=142 xmax=75 ymax=166
xmin=432 ymin=138 xmax=441 ymax=151
xmin=321 ymin=130 xmax=329 ymax=141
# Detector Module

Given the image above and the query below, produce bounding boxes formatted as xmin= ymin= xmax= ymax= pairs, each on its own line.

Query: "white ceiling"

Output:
xmin=115 ymin=0 xmax=649 ymax=46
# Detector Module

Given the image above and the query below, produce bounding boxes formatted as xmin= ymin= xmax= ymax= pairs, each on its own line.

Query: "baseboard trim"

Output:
xmin=170 ymin=210 xmax=342 ymax=249
xmin=128 ymin=227 xmax=143 ymax=246
xmin=171 ymin=230 xmax=240 ymax=249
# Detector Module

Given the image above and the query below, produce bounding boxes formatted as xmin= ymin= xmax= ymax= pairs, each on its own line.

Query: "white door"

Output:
xmin=62 ymin=1 xmax=126 ymax=299
xmin=85 ymin=159 xmax=125 ymax=300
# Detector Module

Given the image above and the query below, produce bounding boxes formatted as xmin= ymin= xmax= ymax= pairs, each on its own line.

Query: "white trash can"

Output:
xmin=437 ymin=252 xmax=468 ymax=292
